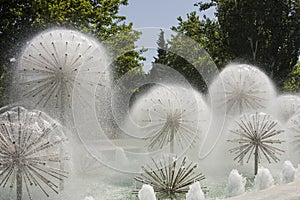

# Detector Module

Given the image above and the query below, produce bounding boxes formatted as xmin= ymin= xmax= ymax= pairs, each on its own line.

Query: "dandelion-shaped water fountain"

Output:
xmin=16 ymin=28 xmax=111 ymax=176
xmin=0 ymin=106 xmax=68 ymax=200
xmin=134 ymin=156 xmax=206 ymax=199
xmin=128 ymin=85 xmax=209 ymax=198
xmin=129 ymin=85 xmax=210 ymax=157
xmin=228 ymin=112 xmax=284 ymax=175
xmin=209 ymin=64 xmax=276 ymax=166
xmin=17 ymin=28 xmax=110 ymax=125
xmin=209 ymin=64 xmax=276 ymax=117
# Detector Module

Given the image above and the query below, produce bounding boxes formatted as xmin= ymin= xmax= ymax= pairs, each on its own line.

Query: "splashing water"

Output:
xmin=134 ymin=156 xmax=205 ymax=199
xmin=84 ymin=196 xmax=95 ymax=200
xmin=286 ymin=114 xmax=300 ymax=163
xmin=209 ymin=63 xmax=276 ymax=117
xmin=225 ymin=169 xmax=246 ymax=198
xmin=228 ymin=112 xmax=284 ymax=175
xmin=128 ymin=84 xmax=210 ymax=158
xmin=254 ymin=166 xmax=274 ymax=190
xmin=7 ymin=26 xmax=300 ymax=200
xmin=268 ymin=95 xmax=300 ymax=123
xmin=17 ymin=28 xmax=110 ymax=121
xmin=281 ymin=160 xmax=296 ymax=184
xmin=295 ymin=165 xmax=300 ymax=181
xmin=0 ymin=106 xmax=68 ymax=200
xmin=115 ymin=147 xmax=129 ymax=165
xmin=16 ymin=28 xmax=112 ymax=177
xmin=186 ymin=181 xmax=205 ymax=200
xmin=138 ymin=184 xmax=156 ymax=200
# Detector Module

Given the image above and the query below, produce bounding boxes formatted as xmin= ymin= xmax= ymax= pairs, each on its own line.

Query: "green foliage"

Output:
xmin=104 ymin=31 xmax=146 ymax=81
xmin=153 ymin=29 xmax=168 ymax=64
xmin=284 ymin=61 xmax=300 ymax=93
xmin=173 ymin=11 xmax=231 ymax=68
xmin=149 ymin=30 xmax=169 ymax=83
xmin=0 ymin=0 xmax=144 ymax=104
xmin=149 ymin=29 xmax=216 ymax=92
xmin=167 ymin=33 xmax=217 ymax=92
xmin=0 ymin=64 xmax=9 ymax=106
xmin=173 ymin=0 xmax=300 ymax=90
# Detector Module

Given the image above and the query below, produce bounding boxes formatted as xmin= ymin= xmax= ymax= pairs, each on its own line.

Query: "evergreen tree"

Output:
xmin=149 ymin=29 xmax=212 ymax=92
xmin=150 ymin=29 xmax=168 ymax=82
xmin=154 ymin=29 xmax=168 ymax=64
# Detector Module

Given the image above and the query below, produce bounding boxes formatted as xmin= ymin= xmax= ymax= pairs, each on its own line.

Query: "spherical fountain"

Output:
xmin=209 ymin=63 xmax=276 ymax=117
xmin=204 ymin=63 xmax=278 ymax=179
xmin=127 ymin=84 xmax=210 ymax=159
xmin=16 ymin=28 xmax=110 ymax=126
xmin=15 ymin=28 xmax=112 ymax=177
xmin=2 ymin=26 xmax=300 ymax=199
xmin=0 ymin=106 xmax=68 ymax=200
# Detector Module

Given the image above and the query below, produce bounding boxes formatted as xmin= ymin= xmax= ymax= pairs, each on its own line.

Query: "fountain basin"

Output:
xmin=226 ymin=180 xmax=300 ymax=200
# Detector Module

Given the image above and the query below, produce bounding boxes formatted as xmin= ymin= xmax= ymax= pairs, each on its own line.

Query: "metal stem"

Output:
xmin=16 ymin=165 xmax=22 ymax=200
xmin=254 ymin=145 xmax=258 ymax=175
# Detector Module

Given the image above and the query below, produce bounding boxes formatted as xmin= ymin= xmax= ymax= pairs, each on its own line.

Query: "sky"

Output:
xmin=119 ymin=0 xmax=214 ymax=29
xmin=119 ymin=0 xmax=215 ymax=72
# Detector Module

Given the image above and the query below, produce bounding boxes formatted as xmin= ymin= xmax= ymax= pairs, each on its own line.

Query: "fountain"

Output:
xmin=2 ymin=26 xmax=300 ymax=199
xmin=225 ymin=169 xmax=246 ymax=198
xmin=254 ymin=167 xmax=274 ymax=190
xmin=16 ymin=28 xmax=110 ymax=129
xmin=14 ymin=28 xmax=112 ymax=178
xmin=115 ymin=147 xmax=129 ymax=165
xmin=281 ymin=160 xmax=296 ymax=184
xmin=228 ymin=112 xmax=284 ymax=175
xmin=127 ymin=84 xmax=210 ymax=159
xmin=205 ymin=63 xmax=277 ymax=171
xmin=84 ymin=197 xmax=95 ymax=200
xmin=0 ymin=106 xmax=68 ymax=200
xmin=134 ymin=156 xmax=205 ymax=199
xmin=268 ymin=95 xmax=300 ymax=123
xmin=286 ymin=114 xmax=300 ymax=164
xmin=186 ymin=181 xmax=206 ymax=200
xmin=6 ymin=28 xmax=116 ymax=200
xmin=138 ymin=184 xmax=156 ymax=200
xmin=209 ymin=63 xmax=276 ymax=117
xmin=295 ymin=165 xmax=300 ymax=181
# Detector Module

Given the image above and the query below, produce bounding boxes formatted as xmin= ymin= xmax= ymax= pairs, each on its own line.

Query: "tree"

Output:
xmin=173 ymin=11 xmax=231 ymax=70
xmin=148 ymin=29 xmax=215 ymax=92
xmin=0 ymin=0 xmax=144 ymax=105
xmin=284 ymin=61 xmax=300 ymax=92
xmin=153 ymin=29 xmax=168 ymax=64
xmin=164 ymin=33 xmax=216 ymax=92
xmin=149 ymin=29 xmax=168 ymax=84
xmin=173 ymin=0 xmax=300 ymax=90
